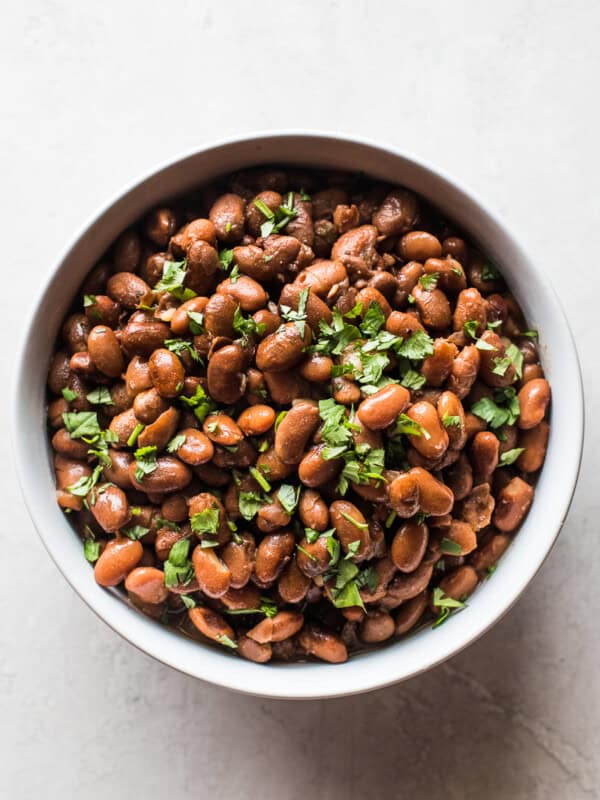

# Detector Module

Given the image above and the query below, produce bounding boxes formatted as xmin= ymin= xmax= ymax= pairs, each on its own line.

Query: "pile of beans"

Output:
xmin=47 ymin=167 xmax=550 ymax=664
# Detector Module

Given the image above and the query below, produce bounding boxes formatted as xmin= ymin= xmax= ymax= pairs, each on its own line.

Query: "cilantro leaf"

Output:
xmin=238 ymin=490 xmax=266 ymax=520
xmin=419 ymin=272 xmax=439 ymax=291
xmin=83 ymin=540 xmax=100 ymax=563
xmin=86 ymin=387 xmax=114 ymax=406
xmin=62 ymin=412 xmax=101 ymax=440
xmin=154 ymin=259 xmax=197 ymax=301
xmin=277 ymin=484 xmax=300 ymax=515
xmin=166 ymin=434 xmax=186 ymax=454
xmin=395 ymin=330 xmax=434 ymax=361
xmin=164 ymin=338 xmax=201 ymax=363
xmin=133 ymin=445 xmax=158 ymax=482
xmin=499 ymin=447 xmax=525 ymax=466
xmin=360 ymin=302 xmax=386 ymax=336
xmin=61 ymin=387 xmax=79 ymax=402
xmin=163 ymin=538 xmax=195 ymax=588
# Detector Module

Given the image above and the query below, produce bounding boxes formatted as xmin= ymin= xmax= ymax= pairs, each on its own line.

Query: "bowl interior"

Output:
xmin=13 ymin=133 xmax=583 ymax=699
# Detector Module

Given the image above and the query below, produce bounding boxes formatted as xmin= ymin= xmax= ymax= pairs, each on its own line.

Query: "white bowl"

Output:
xmin=12 ymin=132 xmax=584 ymax=699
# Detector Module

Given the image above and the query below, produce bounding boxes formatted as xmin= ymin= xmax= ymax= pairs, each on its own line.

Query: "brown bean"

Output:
xmin=51 ymin=428 xmax=89 ymax=460
xmin=237 ymin=635 xmax=272 ymax=663
xmin=255 ymin=447 xmax=295 ymax=482
xmin=256 ymin=322 xmax=311 ymax=373
xmin=411 ymin=467 xmax=454 ymax=516
xmin=398 ymin=231 xmax=442 ymax=262
xmin=54 ymin=455 xmax=91 ymax=510
xmin=154 ymin=526 xmax=186 ymax=561
xmin=386 ymin=310 xmax=425 ymax=338
xmin=298 ymin=489 xmax=329 ymax=532
xmin=219 ymin=533 xmax=256 ymax=589
xmin=125 ymin=356 xmax=152 ymax=398
xmin=185 ymin=240 xmax=220 ymax=292
xmin=298 ymin=445 xmax=342 ymax=488
xmin=48 ymin=397 xmax=69 ymax=428
xmin=144 ymin=207 xmax=177 ymax=247
xmin=129 ymin=456 xmax=192 ymax=493
xmin=174 ymin=428 xmax=214 ymax=466
xmin=357 ymin=384 xmax=410 ymax=430
xmin=203 ymin=293 xmax=237 ymax=338
xmin=412 ymin=284 xmax=452 ymax=330
xmin=247 ymin=611 xmax=304 ymax=644
xmin=207 ymin=343 xmax=246 ymax=404
xmin=294 ymin=259 xmax=348 ymax=297
xmin=209 ymin=193 xmax=246 ymax=243
xmin=299 ymin=355 xmax=332 ymax=384
xmin=246 ymin=190 xmax=283 ymax=237
xmin=253 ymin=309 xmax=281 ymax=336
xmin=437 ymin=391 xmax=467 ymax=450
xmin=460 ymin=483 xmax=495 ymax=530
xmin=86 ymin=325 xmax=124 ymax=378
xmin=359 ymin=610 xmax=395 ymax=643
xmin=329 ymin=500 xmax=371 ymax=560
xmin=298 ymin=624 xmax=348 ymax=663
xmin=278 ymin=558 xmax=311 ymax=603
xmin=443 ymin=453 xmax=473 ymax=501
xmin=254 ymin=531 xmax=295 ymax=585
xmin=439 ymin=565 xmax=479 ymax=601
xmin=220 ymin=584 xmax=261 ymax=611
xmin=121 ymin=315 xmax=170 ymax=357
xmin=470 ymin=534 xmax=510 ymax=572
xmin=89 ymin=484 xmax=131 ymax=532
xmin=493 ymin=477 xmax=534 ymax=532
xmin=107 ymin=272 xmax=151 ymax=309
xmin=102 ymin=450 xmax=134 ymax=489
xmin=296 ymin=535 xmax=331 ymax=577
xmin=217 ymin=275 xmax=268 ymax=312
xmin=84 ymin=295 xmax=120 ymax=328
xmin=285 ymin=193 xmax=314 ymax=246
xmin=517 ymin=421 xmax=549 ymax=473
xmin=394 ymin=592 xmax=428 ymax=635
xmin=108 ymin=408 xmax=139 ymax=447
xmin=148 ymin=348 xmax=185 ymax=398
xmin=406 ymin=401 xmax=449 ymax=459
xmin=189 ymin=606 xmax=235 ymax=642
xmin=237 ymin=405 xmax=276 ymax=436
xmin=372 ymin=190 xmax=418 ymax=236
xmin=263 ymin=370 xmax=311 ymax=405
xmin=160 ymin=494 xmax=188 ymax=522
xmin=517 ymin=379 xmax=550 ymax=430
xmin=279 ymin=283 xmax=333 ymax=331
xmin=448 ymin=345 xmax=480 ymax=399
xmin=137 ymin=407 xmax=180 ymax=451
xmin=171 ymin=219 xmax=216 ymax=255
xmin=203 ymin=414 xmax=243 ymax=447
xmin=132 ymin=388 xmax=168 ymax=424
xmin=330 ymin=225 xmax=379 ymax=277
xmin=453 ymin=288 xmax=488 ymax=335
xmin=275 ymin=401 xmax=320 ymax=464
xmin=94 ymin=538 xmax=143 ymax=587
xmin=125 ymin=567 xmax=169 ymax=604
xmin=257 ymin=502 xmax=291 ymax=533
xmin=170 ymin=297 xmax=208 ymax=336
xmin=421 ymin=339 xmax=457 ymax=387
xmin=388 ymin=472 xmax=420 ymax=518
xmin=444 ymin=519 xmax=477 ymax=555
xmin=192 ymin=546 xmax=231 ymax=598
xmin=188 ymin=492 xmax=230 ymax=545
xmin=62 ymin=313 xmax=91 ymax=353
xmin=332 ymin=376 xmax=360 ymax=405
xmin=356 ymin=286 xmax=392 ymax=318
xmin=391 ymin=521 xmax=429 ymax=572
xmin=381 ymin=563 xmax=434 ymax=609
xmin=48 ymin=350 xmax=72 ymax=394
xmin=470 ymin=431 xmax=500 ymax=482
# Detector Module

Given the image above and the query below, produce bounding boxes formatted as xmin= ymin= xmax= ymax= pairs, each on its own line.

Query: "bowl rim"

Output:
xmin=12 ymin=130 xmax=584 ymax=699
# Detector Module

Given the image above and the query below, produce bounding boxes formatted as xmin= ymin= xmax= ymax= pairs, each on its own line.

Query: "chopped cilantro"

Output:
xmin=499 ymin=447 xmax=525 ymax=466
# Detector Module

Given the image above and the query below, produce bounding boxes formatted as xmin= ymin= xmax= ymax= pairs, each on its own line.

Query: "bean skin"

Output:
xmin=174 ymin=428 xmax=214 ymax=466
xmin=207 ymin=344 xmax=247 ymax=404
xmin=439 ymin=565 xmax=479 ymax=601
xmin=298 ymin=445 xmax=343 ymax=488
xmin=394 ymin=592 xmax=428 ymax=636
xmin=398 ymin=231 xmax=442 ymax=262
xmin=256 ymin=322 xmax=312 ymax=373
xmin=298 ymin=489 xmax=329 ymax=532
xmin=203 ymin=414 xmax=243 ymax=447
xmin=357 ymin=384 xmax=410 ymax=430
xmin=189 ymin=607 xmax=235 ymax=643
xmin=412 ymin=284 xmax=452 ymax=330
xmin=237 ymin=636 xmax=272 ymax=663
xmin=254 ymin=532 xmax=295 ymax=585
xmin=388 ymin=472 xmax=420 ymax=518
xmin=470 ymin=431 xmax=500 ymax=482
xmin=94 ymin=538 xmax=143 ymax=587
xmin=278 ymin=558 xmax=311 ymax=603
xmin=128 ymin=456 xmax=192 ymax=493
xmin=359 ymin=611 xmax=395 ymax=643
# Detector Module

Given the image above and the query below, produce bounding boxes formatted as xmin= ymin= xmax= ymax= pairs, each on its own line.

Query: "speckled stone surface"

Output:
xmin=1 ymin=2 xmax=598 ymax=797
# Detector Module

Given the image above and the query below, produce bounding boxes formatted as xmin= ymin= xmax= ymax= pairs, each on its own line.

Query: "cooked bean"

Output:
xmin=217 ymin=275 xmax=267 ymax=312
xmin=192 ymin=546 xmax=231 ymax=598
xmin=394 ymin=592 xmax=428 ymax=636
xmin=359 ymin=610 xmax=395 ymax=643
xmin=453 ymin=288 xmax=487 ymax=335
xmin=298 ymin=489 xmax=329 ymax=532
xmin=381 ymin=563 xmax=434 ymax=609
xmin=296 ymin=535 xmax=331 ymax=577
xmin=294 ymin=259 xmax=348 ymax=297
xmin=170 ymin=297 xmax=208 ymax=336
xmin=412 ymin=284 xmax=452 ymax=330
xmin=89 ymin=484 xmax=131 ymax=532
xmin=125 ymin=567 xmax=169 ymax=604
xmin=298 ymin=624 xmax=348 ymax=663
xmin=358 ymin=384 xmax=410 ymax=430
xmin=203 ymin=414 xmax=243 ymax=447
xmin=247 ymin=611 xmax=304 ymax=644
xmin=517 ymin=421 xmax=549 ymax=472
xmin=87 ymin=325 xmax=124 ymax=378
xmin=94 ymin=538 xmax=143 ymax=587
xmin=237 ymin=405 xmax=276 ymax=436
xmin=518 ymin=378 xmax=551 ymax=430
xmin=372 ymin=190 xmax=418 ymax=236
xmin=470 ymin=533 xmax=510 ymax=572
xmin=388 ymin=472 xmax=421 ymax=518
xmin=461 ymin=483 xmax=495 ymax=531
xmin=189 ymin=606 xmax=235 ymax=643
xmin=447 ymin=345 xmax=480 ymax=399
xmin=263 ymin=370 xmax=310 ymax=405
xmin=329 ymin=500 xmax=371 ymax=560
xmin=256 ymin=322 xmax=311 ymax=373
xmin=493 ymin=477 xmax=534 ymax=532
xmin=129 ymin=456 xmax=192 ymax=493
xmin=275 ymin=401 xmax=320 ymax=464
xmin=278 ymin=558 xmax=311 ymax=603
xmin=148 ymin=348 xmax=185 ymax=398
xmin=406 ymin=401 xmax=449 ymax=460
xmin=107 ymin=272 xmax=151 ymax=310
xmin=254 ymin=531 xmax=295 ymax=585
xmin=237 ymin=635 xmax=272 ymax=663
xmin=209 ymin=193 xmax=246 ymax=243
xmin=279 ymin=283 xmax=333 ymax=331
xmin=173 ymin=428 xmax=214 ymax=466
xmin=439 ymin=565 xmax=479 ymax=601
xmin=398 ymin=231 xmax=442 ymax=262
xmin=411 ymin=467 xmax=454 ymax=516
xmin=470 ymin=431 xmax=500 ymax=482
xmin=298 ymin=445 xmax=342 ymax=488
xmin=207 ymin=343 xmax=247 ymax=404
xmin=391 ymin=521 xmax=429 ymax=572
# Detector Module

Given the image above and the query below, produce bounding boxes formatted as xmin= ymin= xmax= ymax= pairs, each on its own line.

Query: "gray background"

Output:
xmin=1 ymin=2 xmax=598 ymax=798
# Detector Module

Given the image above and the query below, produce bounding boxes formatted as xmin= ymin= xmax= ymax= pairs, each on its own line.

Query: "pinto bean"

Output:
xmin=87 ymin=325 xmax=124 ymax=378
xmin=437 ymin=391 xmax=467 ymax=450
xmin=470 ymin=534 xmax=511 ymax=572
xmin=412 ymin=284 xmax=452 ymax=330
xmin=125 ymin=567 xmax=169 ymax=604
xmin=331 ymin=225 xmax=379 ymax=277
xmin=476 ymin=330 xmax=516 ymax=387
xmin=102 ymin=450 xmax=134 ymax=490
xmin=372 ymin=189 xmax=418 ymax=236
xmin=359 ymin=610 xmax=395 ymax=643
xmin=220 ymin=533 xmax=255 ymax=588
xmin=160 ymin=493 xmax=188 ymax=523
xmin=254 ymin=531 xmax=295 ymax=585
xmin=94 ymin=538 xmax=143 ymax=587
xmin=470 ymin=431 xmax=500 ymax=482
xmin=275 ymin=401 xmax=320 ymax=464
xmin=220 ymin=584 xmax=261 ymax=611
xmin=298 ymin=445 xmax=342 ymax=488
xmin=109 ymin=408 xmax=139 ymax=447
xmin=448 ymin=345 xmax=480 ymax=399
xmin=129 ymin=456 xmax=192 ymax=493
xmin=298 ymin=624 xmax=348 ymax=663
xmin=256 ymin=447 xmax=295 ymax=482
xmin=294 ymin=259 xmax=348 ymax=298
xmin=62 ymin=313 xmax=89 ymax=353
xmin=121 ymin=315 xmax=170 ymax=357
xmin=443 ymin=453 xmax=473 ymax=501
xmin=107 ymin=272 xmax=151 ymax=310
xmin=54 ymin=455 xmax=91 ymax=510
xmin=357 ymin=384 xmax=410 ymax=430
xmin=298 ymin=489 xmax=329 ymax=532
xmin=461 ymin=483 xmax=495 ymax=530
xmin=217 ymin=275 xmax=268 ymax=312
xmin=444 ymin=519 xmax=477 ymax=556
xmin=137 ymin=407 xmax=179 ymax=451
xmin=263 ymin=370 xmax=311 ymax=405
xmin=203 ymin=293 xmax=237 ymax=338
xmin=388 ymin=472 xmax=420 ymax=518
xmin=406 ymin=401 xmax=449 ymax=459
xmin=279 ymin=283 xmax=333 ymax=331
xmin=453 ymin=288 xmax=487 ymax=335
xmin=394 ymin=592 xmax=429 ymax=635
xmin=207 ymin=343 xmax=246 ymax=404
xmin=237 ymin=635 xmax=272 ymax=663
xmin=203 ymin=414 xmax=243 ymax=447
xmin=517 ymin=379 xmax=551 ymax=429
xmin=192 ymin=546 xmax=231 ymax=598
xmin=278 ymin=558 xmax=311 ymax=603
xmin=248 ymin=611 xmax=304 ymax=644
xmin=145 ymin=207 xmax=177 ymax=247
xmin=89 ymin=485 xmax=131 ymax=532
xmin=48 ymin=397 xmax=69 ymax=428
xmin=517 ymin=421 xmax=549 ymax=472
xmin=285 ymin=193 xmax=314 ymax=246
xmin=84 ymin=295 xmax=120 ymax=328
xmin=329 ymin=500 xmax=371 ymax=560
xmin=439 ymin=565 xmax=479 ymax=601
xmin=170 ymin=297 xmax=208 ymax=336
xmin=391 ymin=521 xmax=429 ymax=573
xmin=125 ymin=356 xmax=152 ymax=398
xmin=246 ymin=190 xmax=283 ymax=237
xmin=296 ymin=535 xmax=331 ymax=577
xmin=398 ymin=231 xmax=442 ymax=262
xmin=411 ymin=467 xmax=454 ymax=516
xmin=132 ymin=388 xmax=168 ymax=424
xmin=421 ymin=339 xmax=458 ymax=387
xmin=381 ymin=563 xmax=434 ymax=609
xmin=253 ymin=309 xmax=281 ymax=336
xmin=386 ymin=310 xmax=425 ymax=339
xmin=256 ymin=322 xmax=311 ymax=373
xmin=51 ymin=428 xmax=89 ymax=460
xmin=189 ymin=606 xmax=235 ymax=642
xmin=209 ymin=193 xmax=246 ymax=243
xmin=493 ymin=477 xmax=534 ymax=532
xmin=237 ymin=405 xmax=276 ymax=436
xmin=173 ymin=428 xmax=214 ymax=465
xmin=356 ymin=286 xmax=392 ymax=318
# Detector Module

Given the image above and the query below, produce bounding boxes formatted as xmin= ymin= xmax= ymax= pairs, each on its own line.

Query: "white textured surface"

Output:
xmin=1 ymin=2 xmax=598 ymax=798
